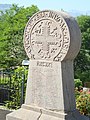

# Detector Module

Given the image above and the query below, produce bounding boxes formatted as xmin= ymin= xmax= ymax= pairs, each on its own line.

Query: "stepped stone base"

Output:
xmin=6 ymin=104 xmax=89 ymax=120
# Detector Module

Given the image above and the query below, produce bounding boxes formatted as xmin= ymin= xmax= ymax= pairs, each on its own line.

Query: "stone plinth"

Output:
xmin=6 ymin=10 xmax=89 ymax=120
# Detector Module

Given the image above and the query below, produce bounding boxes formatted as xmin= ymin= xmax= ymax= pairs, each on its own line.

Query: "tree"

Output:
xmin=74 ymin=15 xmax=90 ymax=84
xmin=0 ymin=4 xmax=39 ymax=68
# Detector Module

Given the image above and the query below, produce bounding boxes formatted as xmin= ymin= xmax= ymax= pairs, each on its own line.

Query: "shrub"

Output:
xmin=5 ymin=66 xmax=28 ymax=109
xmin=75 ymin=88 xmax=80 ymax=99
xmin=76 ymin=91 xmax=90 ymax=116
xmin=74 ymin=79 xmax=83 ymax=90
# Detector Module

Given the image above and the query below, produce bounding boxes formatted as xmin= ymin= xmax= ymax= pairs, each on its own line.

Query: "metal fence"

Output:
xmin=0 ymin=69 xmax=27 ymax=109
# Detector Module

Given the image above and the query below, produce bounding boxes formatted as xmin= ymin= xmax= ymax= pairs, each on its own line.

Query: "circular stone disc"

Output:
xmin=24 ymin=10 xmax=70 ymax=61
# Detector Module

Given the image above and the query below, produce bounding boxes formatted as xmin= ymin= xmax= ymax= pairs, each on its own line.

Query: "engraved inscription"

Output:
xmin=37 ymin=61 xmax=52 ymax=68
xmin=24 ymin=10 xmax=70 ymax=61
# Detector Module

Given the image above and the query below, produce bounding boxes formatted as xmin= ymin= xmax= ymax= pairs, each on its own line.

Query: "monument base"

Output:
xmin=6 ymin=104 xmax=89 ymax=120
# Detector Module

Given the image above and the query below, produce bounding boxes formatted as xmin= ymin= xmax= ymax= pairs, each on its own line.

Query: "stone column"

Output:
xmin=6 ymin=10 xmax=89 ymax=120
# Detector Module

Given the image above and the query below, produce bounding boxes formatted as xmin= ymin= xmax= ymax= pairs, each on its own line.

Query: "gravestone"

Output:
xmin=6 ymin=10 xmax=89 ymax=120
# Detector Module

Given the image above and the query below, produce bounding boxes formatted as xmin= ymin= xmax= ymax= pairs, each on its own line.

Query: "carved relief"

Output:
xmin=24 ymin=10 xmax=70 ymax=61
xmin=37 ymin=61 xmax=52 ymax=68
xmin=31 ymin=20 xmax=63 ymax=59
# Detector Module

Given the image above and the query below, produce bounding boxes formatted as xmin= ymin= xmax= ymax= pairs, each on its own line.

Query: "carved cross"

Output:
xmin=31 ymin=22 xmax=61 ymax=58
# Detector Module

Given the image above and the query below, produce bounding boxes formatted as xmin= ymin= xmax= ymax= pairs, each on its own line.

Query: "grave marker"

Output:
xmin=6 ymin=10 xmax=89 ymax=120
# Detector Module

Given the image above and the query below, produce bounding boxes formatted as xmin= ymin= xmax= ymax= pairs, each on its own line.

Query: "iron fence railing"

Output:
xmin=0 ymin=69 xmax=27 ymax=108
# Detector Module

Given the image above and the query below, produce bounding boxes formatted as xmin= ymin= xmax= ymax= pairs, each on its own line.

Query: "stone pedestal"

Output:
xmin=6 ymin=10 xmax=89 ymax=120
xmin=6 ymin=105 xmax=89 ymax=120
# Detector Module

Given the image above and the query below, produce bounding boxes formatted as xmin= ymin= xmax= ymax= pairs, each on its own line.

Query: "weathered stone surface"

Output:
xmin=25 ymin=60 xmax=76 ymax=112
xmin=24 ymin=10 xmax=81 ymax=61
xmin=6 ymin=10 xmax=89 ymax=120
xmin=0 ymin=108 xmax=12 ymax=120
xmin=6 ymin=105 xmax=89 ymax=120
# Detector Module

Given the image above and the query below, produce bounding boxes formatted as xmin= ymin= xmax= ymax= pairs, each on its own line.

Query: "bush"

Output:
xmin=76 ymin=90 xmax=90 ymax=116
xmin=75 ymin=88 xmax=80 ymax=99
xmin=74 ymin=79 xmax=83 ymax=90
xmin=5 ymin=66 xmax=28 ymax=109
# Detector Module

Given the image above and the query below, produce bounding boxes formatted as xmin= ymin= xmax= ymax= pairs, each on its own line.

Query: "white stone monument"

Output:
xmin=6 ymin=10 xmax=89 ymax=120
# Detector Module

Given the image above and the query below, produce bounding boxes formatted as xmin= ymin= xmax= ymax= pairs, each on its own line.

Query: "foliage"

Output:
xmin=0 ymin=4 xmax=39 ymax=68
xmin=74 ymin=79 xmax=82 ymax=91
xmin=76 ymin=90 xmax=90 ymax=116
xmin=0 ymin=4 xmax=89 ymax=85
xmin=75 ymin=88 xmax=80 ymax=99
xmin=74 ymin=79 xmax=82 ymax=88
xmin=74 ymin=15 xmax=90 ymax=84
xmin=5 ymin=66 xmax=28 ymax=109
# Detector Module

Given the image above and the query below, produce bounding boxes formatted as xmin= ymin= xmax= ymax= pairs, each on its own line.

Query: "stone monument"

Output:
xmin=6 ymin=10 xmax=89 ymax=120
